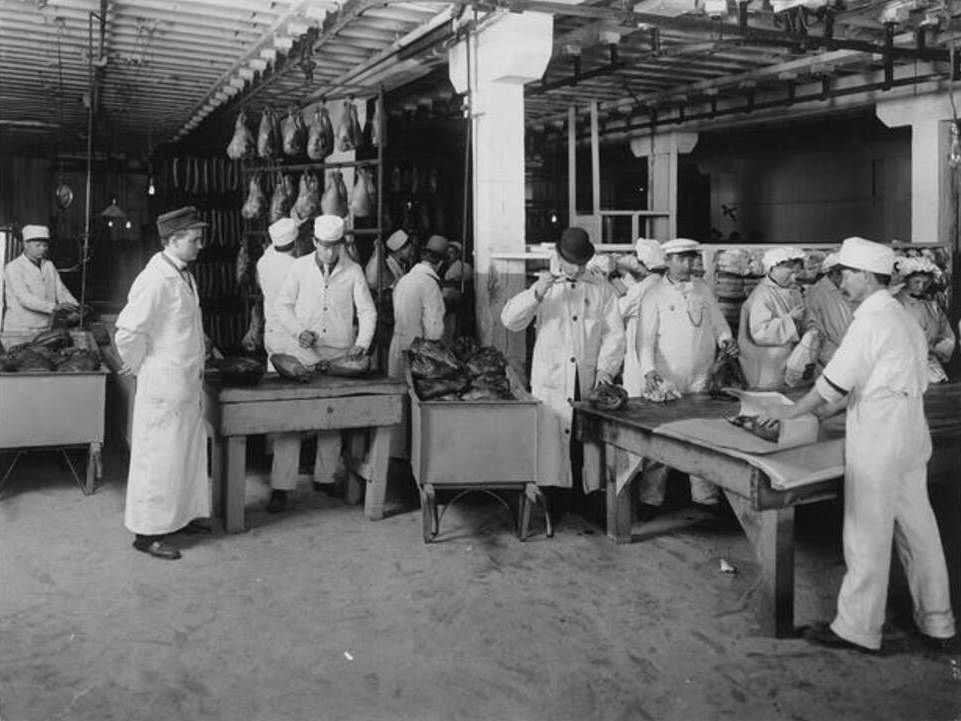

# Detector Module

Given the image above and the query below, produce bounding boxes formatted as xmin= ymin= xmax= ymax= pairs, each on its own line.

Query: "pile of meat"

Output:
xmin=642 ymin=374 xmax=682 ymax=403
xmin=728 ymin=415 xmax=780 ymax=443
xmin=706 ymin=352 xmax=748 ymax=399
xmin=0 ymin=329 xmax=102 ymax=373
xmin=407 ymin=337 xmax=515 ymax=402
xmin=586 ymin=382 xmax=628 ymax=411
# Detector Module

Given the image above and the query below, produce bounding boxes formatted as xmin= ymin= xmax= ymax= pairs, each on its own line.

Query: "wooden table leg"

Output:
xmin=208 ymin=431 xmax=223 ymax=522
xmin=344 ymin=431 xmax=366 ymax=506
xmin=604 ymin=443 xmax=634 ymax=544
xmin=726 ymin=489 xmax=796 ymax=637
xmin=364 ymin=425 xmax=391 ymax=520
xmin=224 ymin=435 xmax=247 ymax=533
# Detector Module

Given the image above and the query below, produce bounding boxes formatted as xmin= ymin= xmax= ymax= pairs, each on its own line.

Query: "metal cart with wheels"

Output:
xmin=407 ymin=367 xmax=552 ymax=543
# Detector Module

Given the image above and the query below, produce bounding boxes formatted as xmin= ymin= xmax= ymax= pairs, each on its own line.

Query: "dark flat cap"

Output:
xmin=557 ymin=226 xmax=595 ymax=266
xmin=157 ymin=206 xmax=208 ymax=238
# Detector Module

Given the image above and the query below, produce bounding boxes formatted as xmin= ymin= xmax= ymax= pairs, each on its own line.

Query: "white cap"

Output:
xmin=448 ymin=241 xmax=462 ymax=254
xmin=268 ymin=217 xmax=302 ymax=247
xmin=821 ymin=251 xmax=841 ymax=270
xmin=762 ymin=246 xmax=805 ymax=272
xmin=386 ymin=229 xmax=410 ymax=252
xmin=635 ymin=238 xmax=666 ymax=270
xmin=895 ymin=255 xmax=939 ymax=277
xmin=837 ymin=237 xmax=894 ymax=275
xmin=313 ymin=214 xmax=345 ymax=244
xmin=661 ymin=238 xmax=701 ymax=255
xmin=22 ymin=225 xmax=50 ymax=242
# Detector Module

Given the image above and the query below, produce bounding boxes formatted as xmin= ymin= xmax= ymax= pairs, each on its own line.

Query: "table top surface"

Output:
xmin=206 ymin=372 xmax=407 ymax=403
xmin=575 ymin=382 xmax=961 ymax=434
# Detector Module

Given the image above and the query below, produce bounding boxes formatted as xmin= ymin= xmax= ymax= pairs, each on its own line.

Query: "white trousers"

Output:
xmin=268 ymin=431 xmax=342 ymax=491
xmin=831 ymin=463 xmax=955 ymax=649
xmin=637 ymin=462 xmax=720 ymax=506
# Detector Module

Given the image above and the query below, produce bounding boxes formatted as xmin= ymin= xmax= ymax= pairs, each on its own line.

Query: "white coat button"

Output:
xmin=572 ymin=315 xmax=578 ymax=321
xmin=570 ymin=357 xmax=575 ymax=363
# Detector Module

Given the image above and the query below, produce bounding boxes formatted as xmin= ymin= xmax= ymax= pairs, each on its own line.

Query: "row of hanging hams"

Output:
xmin=227 ymin=98 xmax=379 ymax=161
xmin=241 ymin=168 xmax=376 ymax=221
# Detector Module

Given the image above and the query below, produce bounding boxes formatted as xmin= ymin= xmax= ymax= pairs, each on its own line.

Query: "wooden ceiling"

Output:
xmin=1 ymin=0 xmax=959 ymax=159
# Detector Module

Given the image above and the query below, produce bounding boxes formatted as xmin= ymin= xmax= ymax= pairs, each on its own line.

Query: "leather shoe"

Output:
xmin=266 ymin=490 xmax=288 ymax=514
xmin=132 ymin=538 xmax=182 ymax=560
xmin=919 ymin=633 xmax=958 ymax=654
xmin=637 ymin=503 xmax=660 ymax=523
xmin=803 ymin=623 xmax=879 ymax=655
xmin=177 ymin=520 xmax=212 ymax=535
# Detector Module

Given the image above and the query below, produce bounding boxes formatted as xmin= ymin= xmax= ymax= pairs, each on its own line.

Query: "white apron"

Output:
xmin=619 ymin=274 xmax=659 ymax=395
xmin=116 ymin=252 xmax=209 ymax=536
xmin=738 ymin=277 xmax=802 ymax=389
xmin=501 ymin=274 xmax=625 ymax=489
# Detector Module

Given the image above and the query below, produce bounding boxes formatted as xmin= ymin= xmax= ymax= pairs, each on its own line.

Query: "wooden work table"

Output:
xmin=204 ymin=373 xmax=406 ymax=533
xmin=574 ymin=382 xmax=961 ymax=637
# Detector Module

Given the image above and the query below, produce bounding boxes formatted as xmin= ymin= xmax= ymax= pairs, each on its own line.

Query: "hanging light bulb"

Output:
xmin=107 ymin=220 xmax=114 ymax=228
xmin=147 ymin=177 xmax=156 ymax=196
xmin=949 ymin=122 xmax=961 ymax=168
xmin=125 ymin=220 xmax=132 ymax=230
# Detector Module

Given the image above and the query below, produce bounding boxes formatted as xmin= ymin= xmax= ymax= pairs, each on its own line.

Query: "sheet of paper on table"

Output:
xmin=723 ymin=388 xmax=819 ymax=450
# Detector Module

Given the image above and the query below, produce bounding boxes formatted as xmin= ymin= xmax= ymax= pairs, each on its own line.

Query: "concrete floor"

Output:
xmin=1 ymin=445 xmax=960 ymax=721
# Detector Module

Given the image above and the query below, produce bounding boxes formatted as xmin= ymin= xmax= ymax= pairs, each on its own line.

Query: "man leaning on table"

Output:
xmin=762 ymin=236 xmax=955 ymax=654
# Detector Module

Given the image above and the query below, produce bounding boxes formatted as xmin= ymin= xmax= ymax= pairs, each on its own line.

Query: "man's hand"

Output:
xmin=719 ymin=339 xmax=739 ymax=358
xmin=54 ymin=302 xmax=78 ymax=313
xmin=644 ymin=370 xmax=663 ymax=392
xmin=346 ymin=345 xmax=366 ymax=360
xmin=298 ymin=330 xmax=318 ymax=349
xmin=594 ymin=370 xmax=614 ymax=388
xmin=117 ymin=364 xmax=134 ymax=377
xmin=531 ymin=271 xmax=555 ymax=301
xmin=789 ymin=305 xmax=805 ymax=321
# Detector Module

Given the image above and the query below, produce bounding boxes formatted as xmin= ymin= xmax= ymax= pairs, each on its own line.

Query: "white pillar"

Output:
xmin=876 ymin=95 xmax=954 ymax=244
xmin=449 ymin=12 xmax=553 ymax=366
xmin=630 ymin=131 xmax=698 ymax=240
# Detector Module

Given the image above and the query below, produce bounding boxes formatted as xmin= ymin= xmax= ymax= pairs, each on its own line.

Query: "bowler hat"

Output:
xmin=157 ymin=206 xmax=207 ymax=239
xmin=557 ymin=227 xmax=595 ymax=266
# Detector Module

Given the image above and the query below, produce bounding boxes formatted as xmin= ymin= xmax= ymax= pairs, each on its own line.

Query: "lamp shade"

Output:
xmin=101 ymin=198 xmax=126 ymax=220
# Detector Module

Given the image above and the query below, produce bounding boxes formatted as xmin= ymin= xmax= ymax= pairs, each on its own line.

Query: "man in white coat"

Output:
xmin=256 ymin=217 xmax=303 ymax=509
xmin=115 ymin=207 xmax=210 ymax=560
xmin=619 ymin=238 xmax=666 ymax=395
xmin=636 ymin=238 xmax=737 ymax=517
xmin=272 ymin=214 xmax=377 ymax=513
xmin=501 ymin=227 xmax=624 ymax=505
xmin=388 ymin=234 xmax=448 ymax=458
xmin=738 ymin=247 xmax=806 ymax=389
xmin=804 ymin=251 xmax=854 ymax=370
xmin=2 ymin=224 xmax=78 ymax=347
xmin=764 ymin=236 xmax=955 ymax=654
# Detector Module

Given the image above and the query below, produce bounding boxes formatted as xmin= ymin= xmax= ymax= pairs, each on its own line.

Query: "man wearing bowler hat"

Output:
xmin=115 ymin=207 xmax=211 ymax=560
xmin=1 ymin=224 xmax=79 ymax=347
xmin=271 ymin=214 xmax=377 ymax=513
xmin=501 ymin=227 xmax=624 ymax=511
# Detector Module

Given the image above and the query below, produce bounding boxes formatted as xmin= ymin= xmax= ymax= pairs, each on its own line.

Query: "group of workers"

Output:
xmin=501 ymin=228 xmax=955 ymax=655
xmin=3 ymin=209 xmax=954 ymax=656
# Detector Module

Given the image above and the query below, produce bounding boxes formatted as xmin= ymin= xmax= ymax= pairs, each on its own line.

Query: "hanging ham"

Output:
xmin=321 ymin=169 xmax=348 ymax=217
xmin=226 ymin=110 xmax=254 ymax=160
xmin=291 ymin=171 xmax=322 ymax=222
xmin=349 ymin=168 xmax=375 ymax=218
xmin=336 ymin=99 xmax=363 ymax=152
xmin=282 ymin=108 xmax=307 ymax=156
xmin=269 ymin=174 xmax=296 ymax=222
xmin=257 ymin=108 xmax=279 ymax=159
xmin=307 ymin=103 xmax=335 ymax=161
xmin=241 ymin=174 xmax=266 ymax=220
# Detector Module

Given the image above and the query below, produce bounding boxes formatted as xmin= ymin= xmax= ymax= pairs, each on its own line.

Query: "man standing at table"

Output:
xmin=767 ymin=236 xmax=955 ymax=654
xmin=804 ymin=251 xmax=854 ymax=371
xmin=115 ymin=207 xmax=210 ymax=560
xmin=388 ymin=234 xmax=448 ymax=458
xmin=2 ymin=224 xmax=78 ymax=347
xmin=501 ymin=227 xmax=624 ymax=509
xmin=636 ymin=238 xmax=737 ymax=518
xmin=272 ymin=214 xmax=377 ymax=513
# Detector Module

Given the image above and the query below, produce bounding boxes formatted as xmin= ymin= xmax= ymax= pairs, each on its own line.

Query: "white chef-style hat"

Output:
xmin=762 ymin=246 xmax=806 ymax=272
xmin=385 ymin=229 xmax=411 ymax=252
xmin=22 ymin=225 xmax=50 ymax=242
xmin=268 ymin=217 xmax=303 ymax=248
xmin=837 ymin=237 xmax=894 ymax=275
xmin=661 ymin=238 xmax=701 ymax=255
xmin=313 ymin=214 xmax=345 ymax=245
xmin=895 ymin=255 xmax=940 ymax=277
xmin=635 ymin=238 xmax=666 ymax=269
xmin=821 ymin=251 xmax=841 ymax=270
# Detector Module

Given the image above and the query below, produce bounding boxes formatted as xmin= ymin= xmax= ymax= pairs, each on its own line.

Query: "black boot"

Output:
xmin=266 ymin=490 xmax=288 ymax=514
